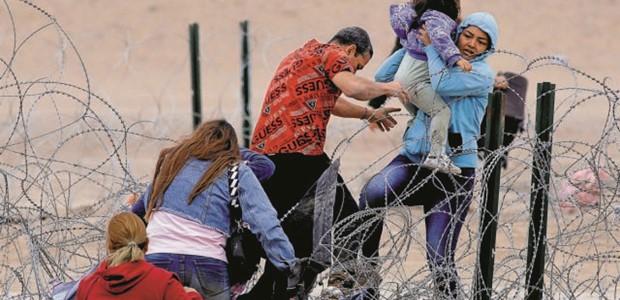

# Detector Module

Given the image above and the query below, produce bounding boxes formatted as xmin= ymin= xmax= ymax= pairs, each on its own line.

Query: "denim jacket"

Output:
xmin=133 ymin=157 xmax=296 ymax=272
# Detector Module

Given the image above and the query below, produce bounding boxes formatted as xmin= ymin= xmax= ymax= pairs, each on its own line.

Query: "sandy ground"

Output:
xmin=1 ymin=0 xmax=619 ymax=298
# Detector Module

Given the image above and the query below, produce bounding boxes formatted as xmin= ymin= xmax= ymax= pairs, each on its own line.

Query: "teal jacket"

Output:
xmin=402 ymin=12 xmax=499 ymax=168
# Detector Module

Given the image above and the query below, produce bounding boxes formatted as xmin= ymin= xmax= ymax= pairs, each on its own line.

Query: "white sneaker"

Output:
xmin=423 ymin=155 xmax=462 ymax=175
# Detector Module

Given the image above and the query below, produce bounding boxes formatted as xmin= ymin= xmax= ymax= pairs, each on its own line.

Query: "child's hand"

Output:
xmin=456 ymin=59 xmax=472 ymax=72
xmin=126 ymin=193 xmax=139 ymax=206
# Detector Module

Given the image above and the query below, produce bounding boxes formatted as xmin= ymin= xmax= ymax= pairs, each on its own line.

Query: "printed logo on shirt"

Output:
xmin=294 ymin=78 xmax=333 ymax=96
xmin=277 ymin=127 xmax=325 ymax=153
xmin=296 ymin=72 xmax=319 ymax=84
xmin=290 ymin=107 xmax=309 ymax=117
xmin=267 ymin=82 xmax=287 ymax=102
xmin=315 ymin=65 xmax=325 ymax=75
xmin=294 ymin=124 xmax=317 ymax=137
xmin=263 ymin=106 xmax=287 ymax=126
xmin=251 ymin=40 xmax=353 ymax=156
xmin=253 ymin=116 xmax=284 ymax=141
xmin=255 ymin=141 xmax=266 ymax=151
xmin=292 ymin=114 xmax=318 ymax=128
xmin=331 ymin=57 xmax=354 ymax=74
xmin=273 ymin=59 xmax=303 ymax=82
xmin=305 ymin=99 xmax=317 ymax=110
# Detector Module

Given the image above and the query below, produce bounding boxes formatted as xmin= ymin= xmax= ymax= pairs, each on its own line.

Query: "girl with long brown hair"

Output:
xmin=131 ymin=119 xmax=297 ymax=300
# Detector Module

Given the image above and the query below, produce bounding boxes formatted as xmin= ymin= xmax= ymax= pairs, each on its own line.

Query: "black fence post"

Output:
xmin=189 ymin=23 xmax=202 ymax=130
xmin=525 ymin=82 xmax=555 ymax=300
xmin=240 ymin=20 xmax=251 ymax=148
xmin=474 ymin=91 xmax=506 ymax=300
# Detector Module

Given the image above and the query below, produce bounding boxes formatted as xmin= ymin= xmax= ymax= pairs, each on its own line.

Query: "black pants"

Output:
xmin=239 ymin=153 xmax=359 ymax=299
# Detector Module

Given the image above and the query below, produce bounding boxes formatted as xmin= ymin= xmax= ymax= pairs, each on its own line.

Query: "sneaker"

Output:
xmin=423 ymin=155 xmax=462 ymax=175
xmin=323 ymin=271 xmax=356 ymax=299
xmin=321 ymin=286 xmax=344 ymax=299
xmin=322 ymin=263 xmax=383 ymax=299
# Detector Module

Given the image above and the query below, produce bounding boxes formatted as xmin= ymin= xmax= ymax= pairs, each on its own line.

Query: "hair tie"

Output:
xmin=128 ymin=241 xmax=137 ymax=247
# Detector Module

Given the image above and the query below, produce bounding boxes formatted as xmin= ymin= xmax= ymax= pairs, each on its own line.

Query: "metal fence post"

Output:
xmin=240 ymin=20 xmax=251 ymax=147
xmin=525 ymin=82 xmax=556 ymax=300
xmin=474 ymin=91 xmax=506 ymax=300
xmin=189 ymin=23 xmax=202 ymax=130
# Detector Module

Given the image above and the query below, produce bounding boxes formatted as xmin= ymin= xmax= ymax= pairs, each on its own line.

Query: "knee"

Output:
xmin=438 ymin=105 xmax=451 ymax=118
xmin=359 ymin=178 xmax=387 ymax=210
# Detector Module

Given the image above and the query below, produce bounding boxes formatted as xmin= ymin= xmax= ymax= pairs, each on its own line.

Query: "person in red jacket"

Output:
xmin=76 ymin=212 xmax=202 ymax=300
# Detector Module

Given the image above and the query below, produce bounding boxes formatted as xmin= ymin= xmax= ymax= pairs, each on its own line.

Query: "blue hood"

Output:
xmin=456 ymin=12 xmax=498 ymax=62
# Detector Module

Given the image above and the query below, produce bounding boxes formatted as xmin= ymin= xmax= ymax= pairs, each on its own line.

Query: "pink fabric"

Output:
xmin=230 ymin=282 xmax=247 ymax=300
xmin=146 ymin=211 xmax=227 ymax=262
xmin=558 ymin=168 xmax=608 ymax=213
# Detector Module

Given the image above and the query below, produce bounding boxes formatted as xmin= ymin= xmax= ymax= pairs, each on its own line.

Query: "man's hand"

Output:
xmin=385 ymin=81 xmax=410 ymax=105
xmin=286 ymin=259 xmax=305 ymax=299
xmin=368 ymin=106 xmax=401 ymax=132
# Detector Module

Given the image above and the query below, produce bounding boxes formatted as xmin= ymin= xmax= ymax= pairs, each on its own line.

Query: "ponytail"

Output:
xmin=105 ymin=212 xmax=148 ymax=267
xmin=107 ymin=241 xmax=146 ymax=268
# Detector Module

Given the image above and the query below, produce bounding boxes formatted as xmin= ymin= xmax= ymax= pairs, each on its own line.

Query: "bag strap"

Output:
xmin=228 ymin=162 xmax=242 ymax=223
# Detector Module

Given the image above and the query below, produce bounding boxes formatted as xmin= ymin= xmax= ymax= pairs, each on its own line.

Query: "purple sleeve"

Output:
xmin=389 ymin=3 xmax=414 ymax=40
xmin=421 ymin=10 xmax=462 ymax=66
xmin=240 ymin=147 xmax=275 ymax=182
xmin=131 ymin=192 xmax=147 ymax=219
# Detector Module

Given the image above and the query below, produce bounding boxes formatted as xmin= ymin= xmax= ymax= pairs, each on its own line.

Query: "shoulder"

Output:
xmin=76 ymin=271 xmax=97 ymax=291
xmin=304 ymin=39 xmax=336 ymax=54
xmin=472 ymin=61 xmax=495 ymax=83
xmin=76 ymin=263 xmax=106 ymax=297
xmin=390 ymin=3 xmax=411 ymax=15
xmin=422 ymin=10 xmax=456 ymax=25
xmin=237 ymin=162 xmax=253 ymax=173
xmin=302 ymin=39 xmax=320 ymax=49
xmin=237 ymin=163 xmax=261 ymax=182
xmin=321 ymin=47 xmax=354 ymax=76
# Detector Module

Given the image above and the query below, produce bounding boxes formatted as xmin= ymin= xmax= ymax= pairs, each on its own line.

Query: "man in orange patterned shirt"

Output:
xmin=242 ymin=27 xmax=409 ymax=299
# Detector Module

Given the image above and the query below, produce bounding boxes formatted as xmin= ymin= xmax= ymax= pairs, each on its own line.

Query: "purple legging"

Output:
xmin=359 ymin=154 xmax=474 ymax=298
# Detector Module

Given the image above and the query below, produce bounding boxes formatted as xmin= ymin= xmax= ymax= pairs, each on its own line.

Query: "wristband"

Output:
xmin=361 ymin=107 xmax=368 ymax=120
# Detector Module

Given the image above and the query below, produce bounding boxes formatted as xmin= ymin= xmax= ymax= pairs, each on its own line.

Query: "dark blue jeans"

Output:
xmin=359 ymin=154 xmax=475 ymax=298
xmin=146 ymin=253 xmax=229 ymax=300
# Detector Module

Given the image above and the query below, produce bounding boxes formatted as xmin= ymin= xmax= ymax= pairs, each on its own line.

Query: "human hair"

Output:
xmin=328 ymin=26 xmax=373 ymax=57
xmin=410 ymin=0 xmax=461 ymax=28
xmin=106 ymin=212 xmax=148 ymax=268
xmin=145 ymin=119 xmax=241 ymax=220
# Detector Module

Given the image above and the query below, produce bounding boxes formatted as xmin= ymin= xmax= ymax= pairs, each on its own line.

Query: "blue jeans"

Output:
xmin=146 ymin=253 xmax=229 ymax=300
xmin=359 ymin=154 xmax=474 ymax=298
